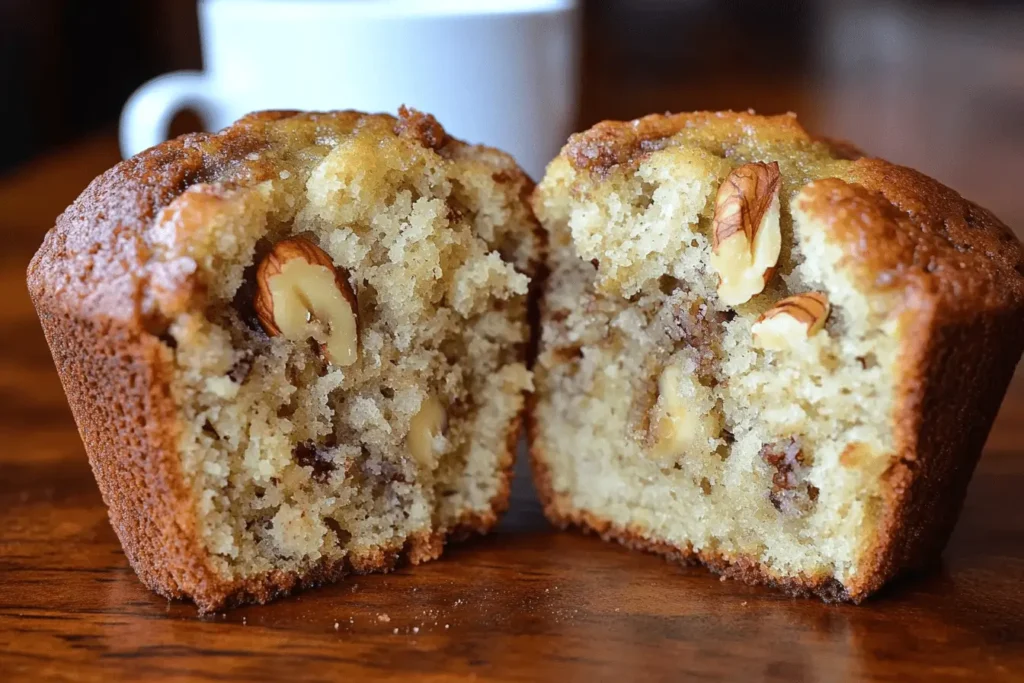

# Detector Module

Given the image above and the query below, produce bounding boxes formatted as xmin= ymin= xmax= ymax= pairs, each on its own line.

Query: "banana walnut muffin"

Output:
xmin=530 ymin=111 xmax=1024 ymax=601
xmin=28 ymin=108 xmax=541 ymax=612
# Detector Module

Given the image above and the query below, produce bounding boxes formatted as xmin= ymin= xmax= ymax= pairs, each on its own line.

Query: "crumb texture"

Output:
xmin=28 ymin=109 xmax=539 ymax=609
xmin=531 ymin=110 xmax=1024 ymax=599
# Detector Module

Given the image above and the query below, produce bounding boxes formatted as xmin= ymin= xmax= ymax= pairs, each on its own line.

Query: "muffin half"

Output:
xmin=530 ymin=111 xmax=1024 ymax=601
xmin=28 ymin=108 xmax=540 ymax=612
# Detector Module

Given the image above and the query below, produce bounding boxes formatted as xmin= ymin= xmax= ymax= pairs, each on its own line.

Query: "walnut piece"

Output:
xmin=751 ymin=292 xmax=830 ymax=351
xmin=709 ymin=161 xmax=782 ymax=306
xmin=648 ymin=364 xmax=721 ymax=461
xmin=254 ymin=237 xmax=359 ymax=366
xmin=408 ymin=396 xmax=448 ymax=470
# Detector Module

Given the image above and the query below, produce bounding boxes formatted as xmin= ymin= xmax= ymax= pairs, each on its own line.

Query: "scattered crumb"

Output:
xmin=412 ymin=627 xmax=419 ymax=634
xmin=393 ymin=628 xmax=399 ymax=634
xmin=377 ymin=614 xmax=391 ymax=623
xmin=279 ymin=170 xmax=292 ymax=180
xmin=334 ymin=622 xmax=339 ymax=630
xmin=445 ymin=624 xmax=449 ymax=629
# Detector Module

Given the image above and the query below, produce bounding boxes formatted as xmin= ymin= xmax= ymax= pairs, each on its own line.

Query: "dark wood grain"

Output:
xmin=2 ymin=132 xmax=1023 ymax=683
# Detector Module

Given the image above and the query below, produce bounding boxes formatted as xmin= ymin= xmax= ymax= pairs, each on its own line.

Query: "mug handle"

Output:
xmin=118 ymin=71 xmax=217 ymax=158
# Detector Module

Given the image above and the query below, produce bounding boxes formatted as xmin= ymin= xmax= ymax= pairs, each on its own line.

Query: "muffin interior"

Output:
xmin=150 ymin=115 xmax=536 ymax=580
xmin=533 ymin=134 xmax=903 ymax=585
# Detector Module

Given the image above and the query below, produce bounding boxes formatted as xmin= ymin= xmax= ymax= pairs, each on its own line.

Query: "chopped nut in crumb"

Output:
xmin=760 ymin=438 xmax=819 ymax=515
xmin=292 ymin=441 xmax=337 ymax=482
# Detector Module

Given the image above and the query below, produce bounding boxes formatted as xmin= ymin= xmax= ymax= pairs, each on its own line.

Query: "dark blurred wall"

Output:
xmin=580 ymin=0 xmax=814 ymax=124
xmin=0 ymin=0 xmax=200 ymax=173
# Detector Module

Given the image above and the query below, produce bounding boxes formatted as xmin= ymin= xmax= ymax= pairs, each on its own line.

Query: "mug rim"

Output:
xmin=199 ymin=0 xmax=577 ymax=18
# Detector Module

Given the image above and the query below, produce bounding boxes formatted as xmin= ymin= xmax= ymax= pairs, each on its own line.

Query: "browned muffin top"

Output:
xmin=28 ymin=108 xmax=533 ymax=326
xmin=542 ymin=110 xmax=1024 ymax=313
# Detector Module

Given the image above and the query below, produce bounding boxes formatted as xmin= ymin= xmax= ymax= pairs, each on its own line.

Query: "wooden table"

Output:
xmin=2 ymin=134 xmax=1023 ymax=682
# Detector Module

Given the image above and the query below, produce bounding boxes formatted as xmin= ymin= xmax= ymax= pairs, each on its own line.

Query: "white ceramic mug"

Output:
xmin=119 ymin=0 xmax=579 ymax=179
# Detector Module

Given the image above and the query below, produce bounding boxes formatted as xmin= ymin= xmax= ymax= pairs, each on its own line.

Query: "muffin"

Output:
xmin=28 ymin=108 xmax=540 ymax=612
xmin=530 ymin=111 xmax=1024 ymax=601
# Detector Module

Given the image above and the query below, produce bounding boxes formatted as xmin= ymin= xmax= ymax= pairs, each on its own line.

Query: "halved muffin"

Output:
xmin=28 ymin=108 xmax=540 ymax=612
xmin=530 ymin=111 xmax=1024 ymax=601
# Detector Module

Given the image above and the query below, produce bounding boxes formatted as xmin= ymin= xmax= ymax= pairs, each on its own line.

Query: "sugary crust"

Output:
xmin=798 ymin=165 xmax=1024 ymax=309
xmin=564 ymin=110 xmax=856 ymax=175
xmin=28 ymin=109 xmax=536 ymax=613
xmin=532 ymin=110 xmax=1024 ymax=601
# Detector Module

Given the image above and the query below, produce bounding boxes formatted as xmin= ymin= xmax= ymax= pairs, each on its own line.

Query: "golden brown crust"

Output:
xmin=31 ymin=306 xmax=213 ymax=603
xmin=27 ymin=109 xmax=535 ymax=613
xmin=846 ymin=295 xmax=1024 ymax=599
xmin=797 ymin=168 xmax=1024 ymax=309
xmin=794 ymin=169 xmax=1024 ymax=599
xmin=531 ymin=110 xmax=1024 ymax=602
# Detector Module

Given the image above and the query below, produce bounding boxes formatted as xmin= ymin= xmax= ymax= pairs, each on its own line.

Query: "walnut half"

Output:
xmin=709 ymin=162 xmax=782 ymax=307
xmin=254 ymin=236 xmax=359 ymax=366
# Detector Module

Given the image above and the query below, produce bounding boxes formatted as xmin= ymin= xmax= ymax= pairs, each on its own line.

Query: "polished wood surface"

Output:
xmin=2 ymin=133 xmax=1023 ymax=682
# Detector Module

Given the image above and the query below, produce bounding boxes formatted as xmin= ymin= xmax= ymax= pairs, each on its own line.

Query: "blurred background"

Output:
xmin=2 ymin=0 xmax=1024 ymax=232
